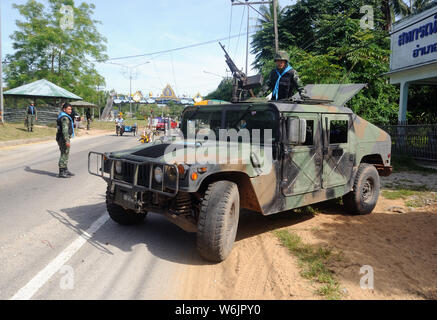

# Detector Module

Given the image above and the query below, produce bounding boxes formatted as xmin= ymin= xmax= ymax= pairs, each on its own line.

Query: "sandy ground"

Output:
xmin=176 ymin=173 xmax=437 ymax=300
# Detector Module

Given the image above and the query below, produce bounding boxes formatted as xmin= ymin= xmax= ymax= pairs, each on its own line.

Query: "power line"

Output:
xmin=228 ymin=5 xmax=233 ymax=49
xmin=235 ymin=5 xmax=247 ymax=57
xmin=170 ymin=52 xmax=179 ymax=97
xmin=100 ymin=31 xmax=256 ymax=62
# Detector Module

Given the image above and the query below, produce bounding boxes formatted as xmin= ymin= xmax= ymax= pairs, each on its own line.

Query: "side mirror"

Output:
xmin=287 ymin=118 xmax=307 ymax=145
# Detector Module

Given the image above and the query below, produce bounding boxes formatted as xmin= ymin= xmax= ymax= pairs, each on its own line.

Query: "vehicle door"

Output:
xmin=282 ymin=113 xmax=323 ymax=196
xmin=322 ymin=114 xmax=353 ymax=189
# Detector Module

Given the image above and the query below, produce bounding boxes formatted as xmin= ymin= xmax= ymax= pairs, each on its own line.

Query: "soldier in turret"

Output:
xmin=267 ymin=51 xmax=309 ymax=101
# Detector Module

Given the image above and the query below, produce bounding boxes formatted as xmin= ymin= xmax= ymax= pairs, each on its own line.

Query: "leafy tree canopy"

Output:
xmin=248 ymin=0 xmax=437 ymax=125
xmin=5 ymin=0 xmax=108 ymax=105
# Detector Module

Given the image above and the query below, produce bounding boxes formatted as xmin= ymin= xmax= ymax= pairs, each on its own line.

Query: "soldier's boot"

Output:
xmin=58 ymin=168 xmax=70 ymax=179
xmin=65 ymin=168 xmax=75 ymax=177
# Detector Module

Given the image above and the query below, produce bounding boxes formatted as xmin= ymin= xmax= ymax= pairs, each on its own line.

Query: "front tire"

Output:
xmin=106 ymin=188 xmax=147 ymax=225
xmin=196 ymin=181 xmax=240 ymax=262
xmin=343 ymin=164 xmax=380 ymax=215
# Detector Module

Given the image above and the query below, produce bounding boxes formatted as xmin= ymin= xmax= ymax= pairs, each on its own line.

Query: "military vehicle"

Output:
xmin=88 ymin=83 xmax=392 ymax=262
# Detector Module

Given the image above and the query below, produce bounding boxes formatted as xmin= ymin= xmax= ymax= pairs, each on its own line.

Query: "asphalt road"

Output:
xmin=0 ymin=133 xmax=201 ymax=300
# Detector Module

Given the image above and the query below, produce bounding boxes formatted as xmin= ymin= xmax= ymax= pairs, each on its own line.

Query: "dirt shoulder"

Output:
xmin=0 ymin=127 xmax=113 ymax=149
xmin=176 ymin=172 xmax=437 ymax=300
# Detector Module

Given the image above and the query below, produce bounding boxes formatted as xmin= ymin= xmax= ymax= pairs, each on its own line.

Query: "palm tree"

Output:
xmin=409 ymin=0 xmax=434 ymax=13
xmin=382 ymin=0 xmax=434 ymax=31
xmin=382 ymin=0 xmax=410 ymax=31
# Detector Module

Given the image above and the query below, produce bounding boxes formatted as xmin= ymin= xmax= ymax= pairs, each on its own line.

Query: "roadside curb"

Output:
xmin=0 ymin=130 xmax=113 ymax=149
xmin=0 ymin=137 xmax=53 ymax=148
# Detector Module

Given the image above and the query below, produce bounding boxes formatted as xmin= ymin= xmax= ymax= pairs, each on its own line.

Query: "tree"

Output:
xmin=251 ymin=2 xmax=292 ymax=69
xmin=5 ymin=0 xmax=108 ymax=104
xmin=204 ymin=78 xmax=234 ymax=102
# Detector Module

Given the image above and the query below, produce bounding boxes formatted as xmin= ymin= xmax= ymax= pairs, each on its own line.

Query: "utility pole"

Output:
xmin=246 ymin=7 xmax=250 ymax=75
xmin=273 ymin=0 xmax=279 ymax=53
xmin=231 ymin=0 xmax=279 ymax=74
xmin=129 ymin=69 xmax=132 ymax=115
xmin=0 ymin=2 xmax=4 ymax=125
xmin=106 ymin=61 xmax=150 ymax=117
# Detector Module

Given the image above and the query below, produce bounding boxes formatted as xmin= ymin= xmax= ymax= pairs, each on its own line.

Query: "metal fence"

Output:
xmin=380 ymin=124 xmax=437 ymax=161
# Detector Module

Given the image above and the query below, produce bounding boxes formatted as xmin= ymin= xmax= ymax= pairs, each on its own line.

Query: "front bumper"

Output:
xmin=88 ymin=152 xmax=180 ymax=198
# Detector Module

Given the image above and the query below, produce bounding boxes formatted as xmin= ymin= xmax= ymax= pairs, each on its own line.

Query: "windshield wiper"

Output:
xmin=231 ymin=105 xmax=254 ymax=128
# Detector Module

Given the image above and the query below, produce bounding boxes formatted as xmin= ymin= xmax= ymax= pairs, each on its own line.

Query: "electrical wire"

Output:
xmin=235 ymin=5 xmax=246 ymax=57
xmin=228 ymin=4 xmax=233 ymax=49
xmin=170 ymin=52 xmax=179 ymax=97
xmin=100 ymin=30 xmax=255 ymax=62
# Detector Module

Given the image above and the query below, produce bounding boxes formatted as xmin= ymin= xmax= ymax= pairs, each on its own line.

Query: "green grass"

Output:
xmin=275 ymin=230 xmax=343 ymax=300
xmin=294 ymin=206 xmax=320 ymax=216
xmin=382 ymin=186 xmax=437 ymax=208
xmin=392 ymin=155 xmax=437 ymax=174
xmin=0 ymin=122 xmax=57 ymax=142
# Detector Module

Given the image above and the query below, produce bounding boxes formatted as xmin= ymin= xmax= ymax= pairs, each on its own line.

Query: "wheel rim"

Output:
xmin=362 ymin=178 xmax=374 ymax=203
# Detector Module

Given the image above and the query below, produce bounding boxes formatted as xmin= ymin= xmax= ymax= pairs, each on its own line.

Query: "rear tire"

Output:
xmin=196 ymin=181 xmax=240 ymax=262
xmin=343 ymin=164 xmax=380 ymax=215
xmin=106 ymin=187 xmax=147 ymax=225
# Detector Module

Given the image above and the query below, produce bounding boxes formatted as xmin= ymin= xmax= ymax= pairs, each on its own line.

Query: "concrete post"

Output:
xmin=398 ymin=81 xmax=409 ymax=124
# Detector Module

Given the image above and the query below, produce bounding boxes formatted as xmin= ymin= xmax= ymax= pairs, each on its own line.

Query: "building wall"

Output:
xmin=4 ymin=105 xmax=60 ymax=125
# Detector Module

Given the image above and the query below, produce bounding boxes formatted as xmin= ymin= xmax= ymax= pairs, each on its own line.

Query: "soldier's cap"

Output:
xmin=274 ymin=51 xmax=290 ymax=62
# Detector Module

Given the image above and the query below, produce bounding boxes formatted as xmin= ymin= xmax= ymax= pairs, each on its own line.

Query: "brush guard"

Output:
xmin=88 ymin=152 xmax=179 ymax=198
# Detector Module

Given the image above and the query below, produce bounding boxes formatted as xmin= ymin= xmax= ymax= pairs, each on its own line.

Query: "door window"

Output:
xmin=329 ymin=120 xmax=348 ymax=144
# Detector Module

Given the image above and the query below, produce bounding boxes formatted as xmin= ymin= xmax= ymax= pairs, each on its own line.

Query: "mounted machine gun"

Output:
xmin=219 ymin=42 xmax=263 ymax=103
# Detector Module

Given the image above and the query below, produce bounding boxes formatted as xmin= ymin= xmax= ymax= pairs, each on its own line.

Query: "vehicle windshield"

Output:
xmin=181 ymin=105 xmax=277 ymax=145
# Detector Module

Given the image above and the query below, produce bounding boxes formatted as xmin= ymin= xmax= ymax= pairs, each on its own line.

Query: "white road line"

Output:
xmin=10 ymin=214 xmax=109 ymax=300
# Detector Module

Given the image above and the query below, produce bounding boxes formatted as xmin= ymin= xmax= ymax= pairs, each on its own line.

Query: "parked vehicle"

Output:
xmin=89 ymin=84 xmax=392 ymax=262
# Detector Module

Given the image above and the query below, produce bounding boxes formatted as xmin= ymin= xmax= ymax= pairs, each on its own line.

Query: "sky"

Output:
xmin=1 ymin=0 xmax=295 ymax=97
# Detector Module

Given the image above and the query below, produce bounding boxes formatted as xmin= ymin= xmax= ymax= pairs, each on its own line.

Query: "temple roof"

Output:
xmin=160 ymin=84 xmax=177 ymax=99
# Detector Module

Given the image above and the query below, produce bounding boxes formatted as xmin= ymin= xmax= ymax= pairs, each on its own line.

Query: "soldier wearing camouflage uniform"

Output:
xmin=56 ymin=104 xmax=75 ymax=178
xmin=267 ymin=51 xmax=309 ymax=101
xmin=25 ymin=102 xmax=37 ymax=132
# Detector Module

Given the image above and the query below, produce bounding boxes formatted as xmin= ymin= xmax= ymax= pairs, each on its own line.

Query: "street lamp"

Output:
xmin=107 ymin=61 xmax=150 ymax=115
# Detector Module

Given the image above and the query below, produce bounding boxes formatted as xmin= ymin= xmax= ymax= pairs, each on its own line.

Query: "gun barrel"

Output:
xmin=219 ymin=42 xmax=245 ymax=79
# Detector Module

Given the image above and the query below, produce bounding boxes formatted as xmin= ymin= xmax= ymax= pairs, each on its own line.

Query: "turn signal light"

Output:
xmin=177 ymin=164 xmax=185 ymax=175
xmin=197 ymin=167 xmax=208 ymax=174
xmin=191 ymin=172 xmax=198 ymax=181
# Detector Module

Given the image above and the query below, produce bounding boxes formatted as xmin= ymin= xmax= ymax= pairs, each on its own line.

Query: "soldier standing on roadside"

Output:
xmin=56 ymin=103 xmax=75 ymax=178
xmin=25 ymin=102 xmax=38 ymax=132
xmin=86 ymin=108 xmax=92 ymax=130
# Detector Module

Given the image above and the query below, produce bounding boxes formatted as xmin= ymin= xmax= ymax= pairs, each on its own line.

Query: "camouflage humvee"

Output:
xmin=89 ymin=84 xmax=392 ymax=262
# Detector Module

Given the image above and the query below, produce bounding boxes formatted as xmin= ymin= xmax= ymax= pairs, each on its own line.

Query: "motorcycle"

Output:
xmin=116 ymin=122 xmax=125 ymax=136
xmin=139 ymin=128 xmax=156 ymax=144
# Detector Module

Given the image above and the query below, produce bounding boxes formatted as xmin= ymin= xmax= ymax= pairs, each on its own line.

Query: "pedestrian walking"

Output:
xmin=56 ymin=103 xmax=75 ymax=178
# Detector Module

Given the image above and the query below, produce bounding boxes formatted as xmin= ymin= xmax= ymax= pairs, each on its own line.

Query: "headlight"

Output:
xmin=115 ymin=161 xmax=122 ymax=174
xmin=154 ymin=167 xmax=163 ymax=183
